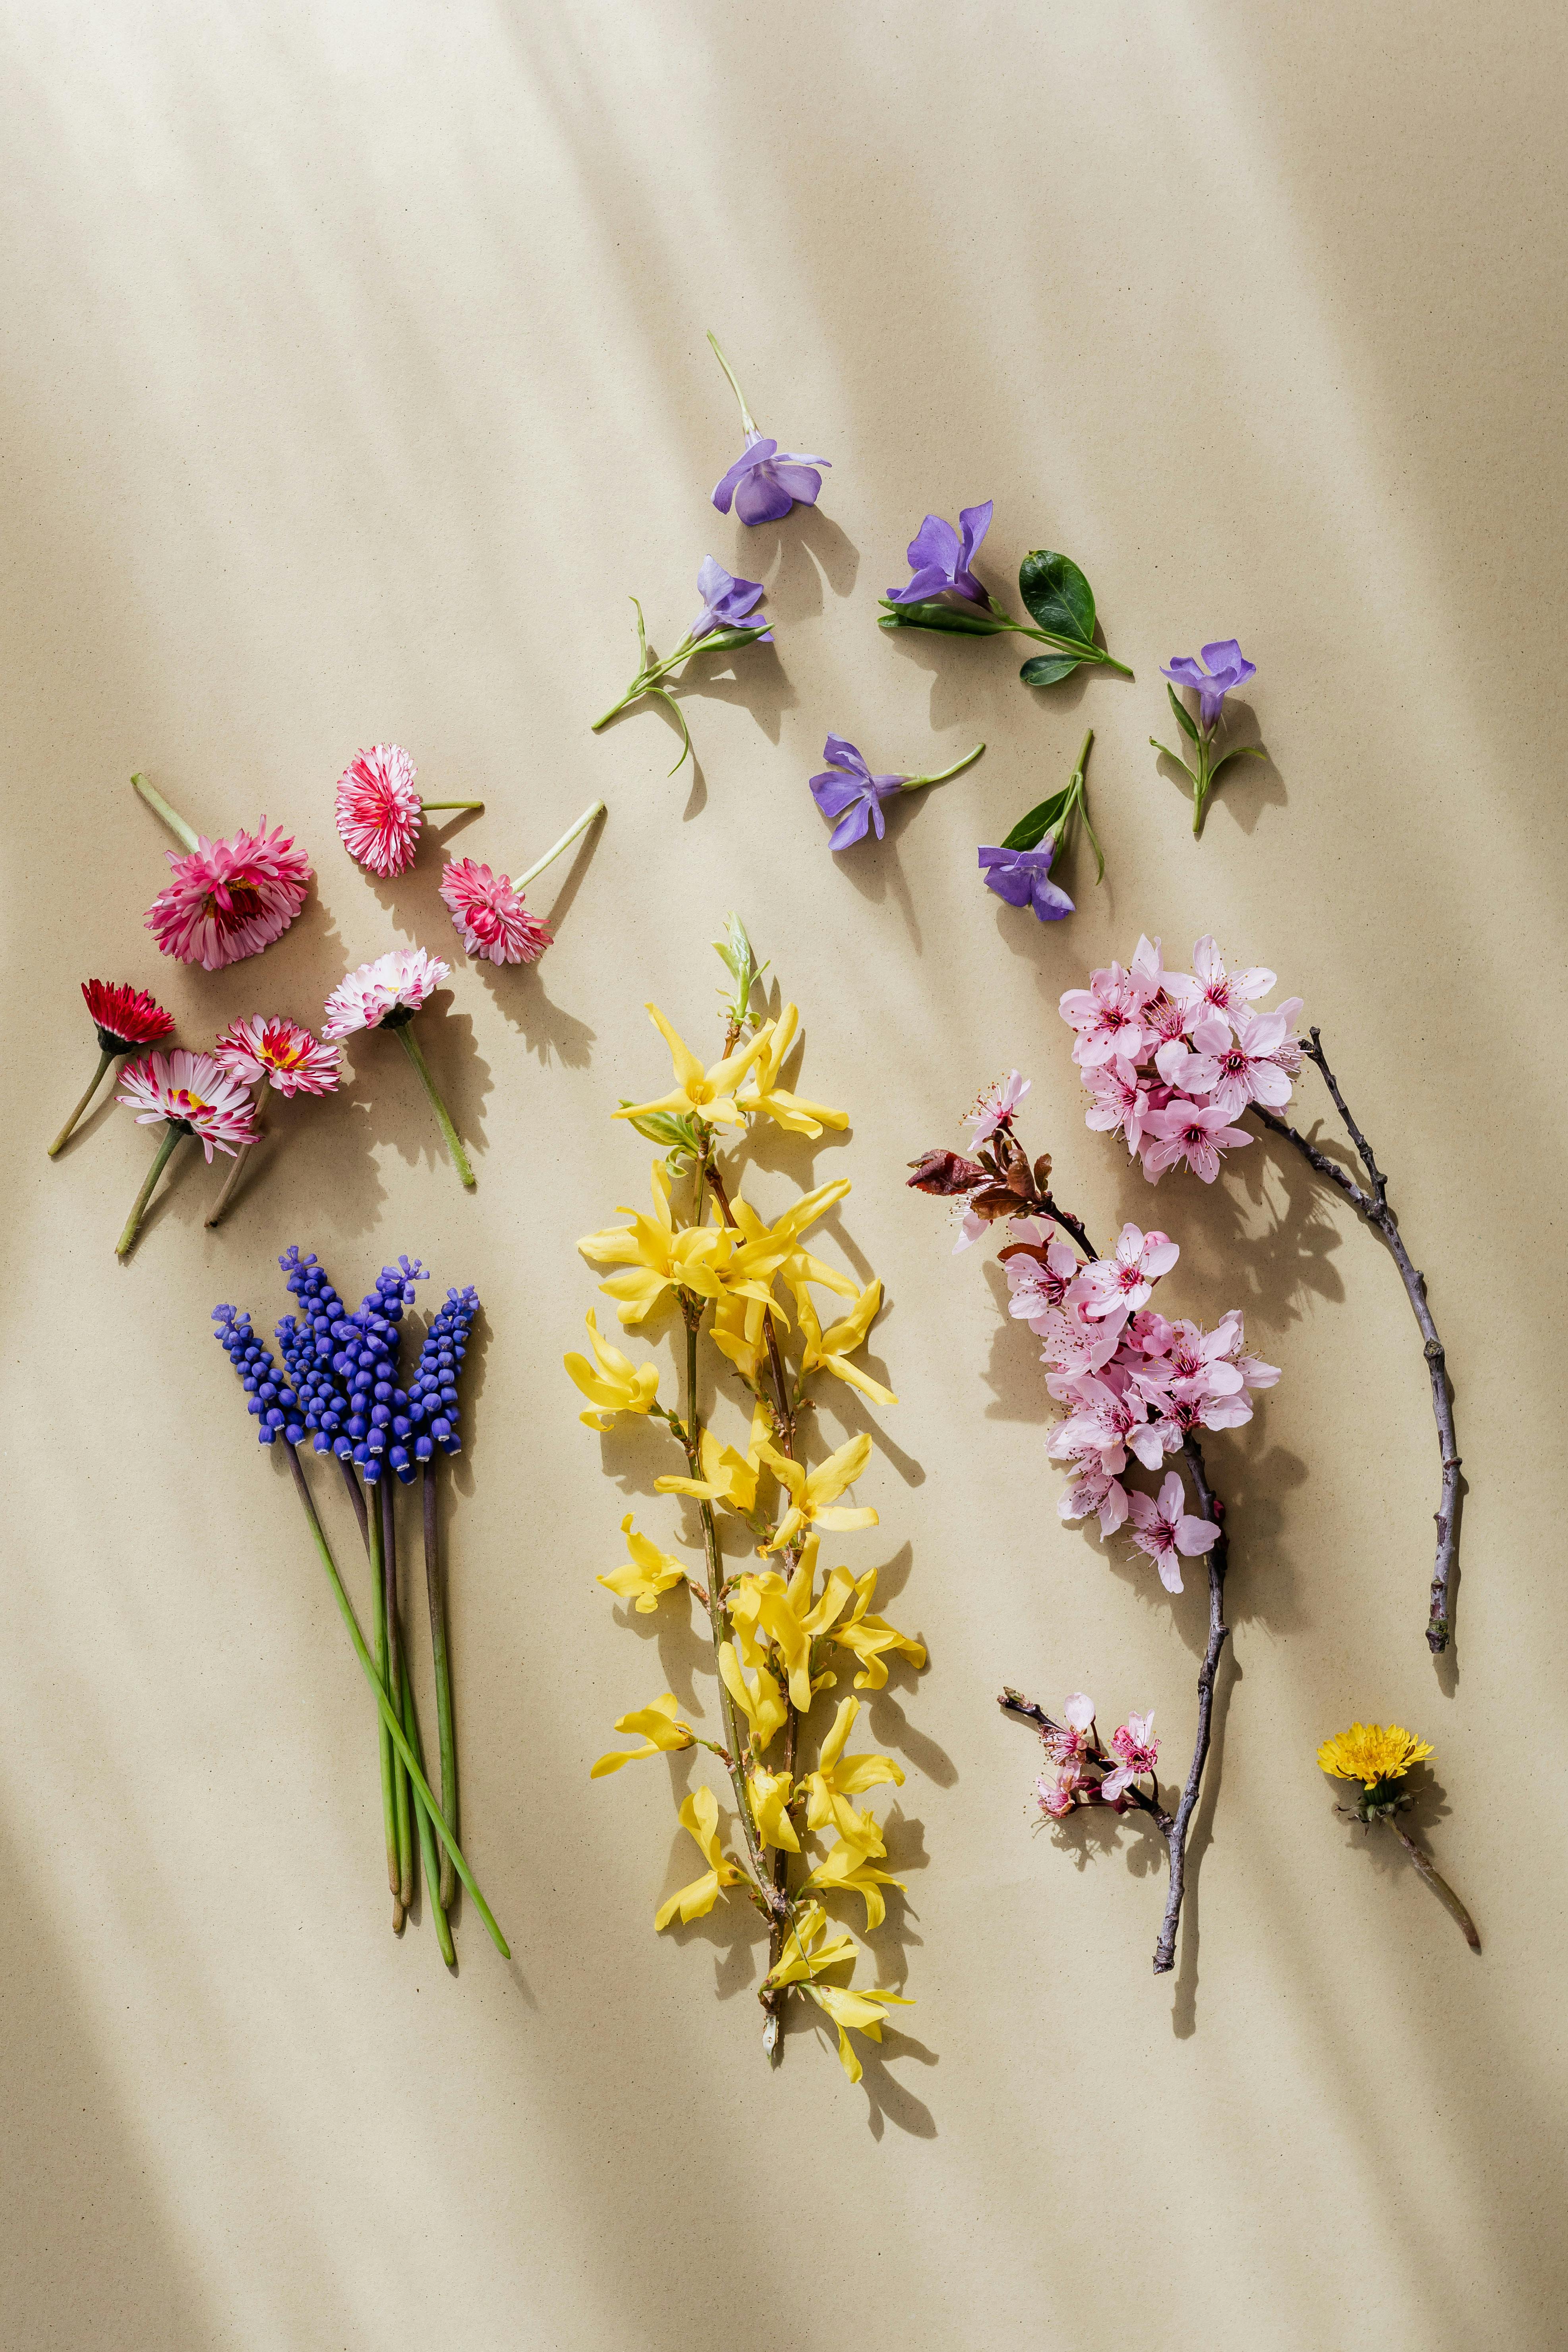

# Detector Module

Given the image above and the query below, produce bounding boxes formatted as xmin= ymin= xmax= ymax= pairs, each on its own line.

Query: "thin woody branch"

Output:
xmin=1251 ymin=1026 xmax=1462 ymax=1652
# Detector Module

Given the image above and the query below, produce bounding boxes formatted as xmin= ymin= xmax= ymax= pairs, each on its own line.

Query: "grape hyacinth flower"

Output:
xmin=979 ymin=729 xmax=1103 ymax=922
xmin=438 ymin=798 xmax=603 ymax=965
xmin=1151 ymin=640 xmax=1265 ymax=835
xmin=211 ymin=1263 xmax=508 ymax=1961
xmin=809 ymin=735 xmax=984 ymax=851
xmin=590 ymin=558 xmax=775 ymax=776
xmin=707 ymin=330 xmax=830 ymax=524
xmin=323 ymin=946 xmax=474 ymax=1189
xmin=880 ymin=512 xmax=1131 ymax=688
xmin=49 ymin=979 xmax=176 ymax=1158
xmin=114 ymin=1049 xmax=261 ymax=1259
xmin=206 ymin=1015 xmax=343 ymax=1227
xmin=134 ymin=775 xmax=312 ymax=970
xmin=333 ymin=743 xmax=484 ymax=878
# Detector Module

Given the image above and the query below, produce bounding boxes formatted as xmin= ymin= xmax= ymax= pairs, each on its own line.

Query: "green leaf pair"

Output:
xmin=878 ymin=548 xmax=1132 ymax=686
xmin=1150 ymin=684 xmax=1266 ymax=837
xmin=998 ymin=729 xmax=1105 ymax=882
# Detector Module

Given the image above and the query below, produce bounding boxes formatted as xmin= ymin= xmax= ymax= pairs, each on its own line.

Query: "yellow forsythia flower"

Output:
xmin=802 ymin=1696 xmax=905 ymax=1841
xmin=718 ymin=1641 xmax=788 ymax=1754
xmin=578 ymin=1162 xmax=732 ymax=1325
xmin=758 ymin=1433 xmax=878 ymax=1554
xmin=654 ymin=1787 xmax=746 ymax=1929
xmin=1317 ymin=1722 xmax=1434 ymax=1789
xmin=734 ymin=1004 xmax=849 ymax=1136
xmin=797 ymin=1281 xmax=899 ymax=1407
xmin=597 ymin=1515 xmax=686 ymax=1614
xmin=614 ymin=1004 xmax=774 ymax=1131
xmin=803 ymin=1818 xmax=905 ymax=1930
xmin=590 ymin=1691 xmax=696 ymax=1778
xmin=747 ymin=1765 xmax=800 ymax=1853
xmin=763 ymin=1902 xmax=913 ymax=2084
xmin=826 ymin=1567 xmax=926 ymax=1690
xmin=655 ymin=1427 xmax=760 ymax=1515
xmin=563 ymin=1310 xmax=660 ymax=1429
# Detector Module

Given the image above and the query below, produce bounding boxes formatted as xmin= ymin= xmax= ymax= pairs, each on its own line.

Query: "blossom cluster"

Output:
xmin=1032 ymin=1693 xmax=1160 ymax=1821
xmin=274 ymin=1245 xmax=478 ymax=1483
xmin=1002 ymin=1217 xmax=1276 ymax=1580
xmin=1060 ymin=934 xmax=1302 ymax=1183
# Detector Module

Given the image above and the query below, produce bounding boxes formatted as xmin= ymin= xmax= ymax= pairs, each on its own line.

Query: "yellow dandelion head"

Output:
xmin=1317 ymin=1722 xmax=1433 ymax=1789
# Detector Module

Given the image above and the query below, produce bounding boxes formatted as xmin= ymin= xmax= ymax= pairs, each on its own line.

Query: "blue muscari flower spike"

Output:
xmin=276 ymin=1246 xmax=359 ymax=1462
xmin=212 ymin=1304 xmax=305 ymax=1448
xmin=400 ymin=1284 xmax=480 ymax=1477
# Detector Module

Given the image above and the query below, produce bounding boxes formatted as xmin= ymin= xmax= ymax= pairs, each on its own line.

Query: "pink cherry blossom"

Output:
xmin=1003 ymin=1236 xmax=1081 ymax=1332
xmin=1041 ymin=1691 xmax=1096 ymax=1767
xmin=1068 ymin=1222 xmax=1181 ymax=1321
xmin=1101 ymin=1711 xmax=1159 ymax=1803
xmin=1166 ymin=934 xmax=1276 ymax=1031
xmin=1141 ymin=1098 xmax=1254 ymax=1184
xmin=1058 ymin=962 xmax=1154 ymax=1068
xmin=965 ymin=1069 xmax=1030 ymax=1147
xmin=1127 ymin=1471 xmax=1220 ymax=1593
xmin=1036 ymin=1769 xmax=1082 ymax=1821
xmin=1205 ymin=1008 xmax=1297 ymax=1118
xmin=1057 ymin=1462 xmax=1131 ymax=1536
xmin=1050 ymin=1375 xmax=1165 ymax=1475
xmin=1037 ymin=1312 xmax=1123 ymax=1400
xmin=1084 ymin=1056 xmax=1152 ymax=1155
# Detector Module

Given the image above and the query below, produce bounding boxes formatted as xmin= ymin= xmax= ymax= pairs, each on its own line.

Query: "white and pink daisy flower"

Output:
xmin=144 ymin=821 xmax=312 ymax=970
xmin=117 ymin=1049 xmax=260 ymax=1160
xmin=323 ymin=946 xmax=451 ymax=1039
xmin=215 ymin=1016 xmax=342 ymax=1096
xmin=439 ymin=858 xmax=554 ymax=966
xmin=1127 ymin=1471 xmax=1219 ymax=1594
xmin=334 ymin=744 xmax=425 ymax=877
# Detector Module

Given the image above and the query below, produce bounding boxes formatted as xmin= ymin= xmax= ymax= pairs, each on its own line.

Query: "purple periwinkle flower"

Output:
xmin=713 ymin=432 xmax=830 ymax=526
xmin=1162 ymin=640 xmax=1256 ymax=731
xmin=810 ymin=736 xmax=908 ymax=851
xmin=886 ymin=500 xmax=995 ymax=607
xmin=978 ymin=837 xmax=1075 ymax=924
xmin=689 ymin=556 xmax=773 ymax=644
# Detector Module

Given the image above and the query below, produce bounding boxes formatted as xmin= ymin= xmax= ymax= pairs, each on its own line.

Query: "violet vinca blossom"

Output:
xmin=690 ymin=557 xmax=773 ymax=644
xmin=886 ymin=501 xmax=994 ymax=608
xmin=809 ymin=737 xmax=909 ymax=850
xmin=978 ymin=837 xmax=1075 ymax=923
xmin=713 ymin=434 xmax=830 ymax=526
xmin=1162 ymin=640 xmax=1256 ymax=730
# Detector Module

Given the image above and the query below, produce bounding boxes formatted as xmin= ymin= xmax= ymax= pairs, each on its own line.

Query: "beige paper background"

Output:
xmin=4 ymin=4 xmax=1566 ymax=2345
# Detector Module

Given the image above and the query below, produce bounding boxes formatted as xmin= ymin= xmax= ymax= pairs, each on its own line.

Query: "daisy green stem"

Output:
xmin=706 ymin=329 xmax=758 ymax=436
xmin=423 ymin=1465 xmax=458 ymax=1913
xmin=420 ymin=800 xmax=484 ymax=812
xmin=902 ymin=743 xmax=985 ymax=794
xmin=394 ymin=1022 xmax=475 ymax=1190
xmin=205 ymin=1086 xmax=267 ymax=1226
xmin=1390 ymin=1821 xmax=1481 ymax=1951
xmin=402 ymin=1649 xmax=456 ymax=1969
xmin=49 ymin=1047 xmax=116 ymax=1157
xmin=367 ymin=1478 xmax=403 ymax=1929
xmin=514 ymin=800 xmax=605 ymax=892
xmin=116 ymin=1123 xmax=186 ymax=1259
xmin=131 ymin=772 xmax=199 ymax=854
xmin=383 ymin=1478 xmax=413 ymax=1912
xmin=284 ymin=1444 xmax=510 ymax=1957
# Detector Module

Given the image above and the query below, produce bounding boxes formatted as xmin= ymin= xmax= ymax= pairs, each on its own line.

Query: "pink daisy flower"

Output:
xmin=322 ymin=946 xmax=451 ymax=1039
xmin=214 ymin=1016 xmax=342 ymax=1096
xmin=117 ymin=1049 xmax=259 ymax=1160
xmin=81 ymin=979 xmax=175 ymax=1051
xmin=439 ymin=858 xmax=555 ymax=966
xmin=334 ymin=744 xmax=424 ymax=877
xmin=145 ymin=822 xmax=312 ymax=970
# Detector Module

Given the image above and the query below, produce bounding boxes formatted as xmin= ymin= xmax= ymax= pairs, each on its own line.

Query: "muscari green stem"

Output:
xmin=285 ymin=1444 xmax=510 ymax=1956
xmin=367 ymin=1477 xmax=403 ymax=1929
xmin=402 ymin=1648 xmax=456 ymax=1969
xmin=514 ymin=800 xmax=605 ymax=892
xmin=383 ymin=1478 xmax=414 ymax=1911
xmin=394 ymin=1021 xmax=475 ymax=1190
xmin=423 ymin=1466 xmax=459 ymax=1913
xmin=131 ymin=772 xmax=199 ymax=853
xmin=116 ymin=1123 xmax=186 ymax=1258
xmin=49 ymin=1047 xmax=116 ymax=1157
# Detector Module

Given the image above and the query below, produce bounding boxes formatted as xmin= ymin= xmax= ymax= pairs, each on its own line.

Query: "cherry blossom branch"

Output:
xmin=1250 ymin=1026 xmax=1461 ymax=1653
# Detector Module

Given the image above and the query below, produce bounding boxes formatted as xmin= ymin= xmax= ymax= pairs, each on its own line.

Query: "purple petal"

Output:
xmin=1029 ymin=874 xmax=1076 ymax=922
xmin=1162 ymin=657 xmax=1206 ymax=692
xmin=811 ymin=771 xmax=866 ymax=819
xmin=767 ymin=462 xmax=825 ymax=506
xmin=734 ymin=465 xmax=796 ymax=526
xmin=886 ymin=563 xmax=957 ymax=605
xmin=906 ymin=513 xmax=961 ymax=576
xmin=1200 ymin=639 xmax=1252 ymax=684
xmin=710 ymin=440 xmax=776 ymax=515
xmin=978 ymin=846 xmax=1035 ymax=908
xmin=958 ymin=500 xmax=994 ymax=564
xmin=828 ymin=797 xmax=874 ymax=850
xmin=821 ymin=734 xmax=872 ymax=782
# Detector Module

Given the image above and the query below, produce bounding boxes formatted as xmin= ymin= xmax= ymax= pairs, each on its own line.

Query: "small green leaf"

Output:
xmin=1019 ymin=651 xmax=1083 ymax=689
xmin=1209 ymin=744 xmax=1266 ymax=781
xmin=713 ymin=914 xmax=768 ymax=1020
xmin=697 ymin=624 xmax=773 ymax=655
xmin=1166 ymin=682 xmax=1200 ymax=743
xmin=619 ymin=1103 xmax=703 ymax=1156
xmin=1149 ymin=737 xmax=1200 ymax=788
xmin=1019 ymin=550 xmax=1096 ymax=645
xmin=877 ymin=598 xmax=1009 ymax=636
xmin=1001 ymin=783 xmax=1075 ymax=852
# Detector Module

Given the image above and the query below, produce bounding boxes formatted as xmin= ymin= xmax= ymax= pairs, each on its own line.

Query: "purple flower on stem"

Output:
xmin=1162 ymin=640 xmax=1256 ymax=731
xmin=886 ymin=501 xmax=995 ymax=608
xmin=690 ymin=557 xmax=773 ymax=644
xmin=978 ymin=837 xmax=1076 ymax=923
xmin=707 ymin=331 xmax=830 ymax=526
xmin=810 ymin=736 xmax=986 ymax=853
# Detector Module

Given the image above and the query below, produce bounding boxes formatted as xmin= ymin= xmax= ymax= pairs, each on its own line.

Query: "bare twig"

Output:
xmin=1251 ymin=1026 xmax=1461 ymax=1652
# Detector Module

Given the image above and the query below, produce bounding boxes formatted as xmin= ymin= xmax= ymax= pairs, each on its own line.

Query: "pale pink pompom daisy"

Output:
xmin=145 ymin=822 xmax=312 ymax=971
xmin=335 ymin=744 xmax=423 ymax=876
xmin=439 ymin=857 xmax=555 ymax=966
xmin=215 ymin=1016 xmax=342 ymax=1096
xmin=322 ymin=946 xmax=451 ymax=1039
xmin=117 ymin=1049 xmax=261 ymax=1161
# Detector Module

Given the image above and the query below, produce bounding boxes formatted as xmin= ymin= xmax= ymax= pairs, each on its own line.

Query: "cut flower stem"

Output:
xmin=49 ymin=1047 xmax=117 ymax=1157
xmin=394 ymin=1022 xmax=475 ymax=1190
xmin=515 ymin=800 xmax=605 ymax=892
xmin=116 ymin=1122 xmax=187 ymax=1258
xmin=131 ymin=771 xmax=200 ymax=853
xmin=1390 ymin=1821 xmax=1480 ymax=1950
xmin=423 ymin=1467 xmax=460 ymax=1913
